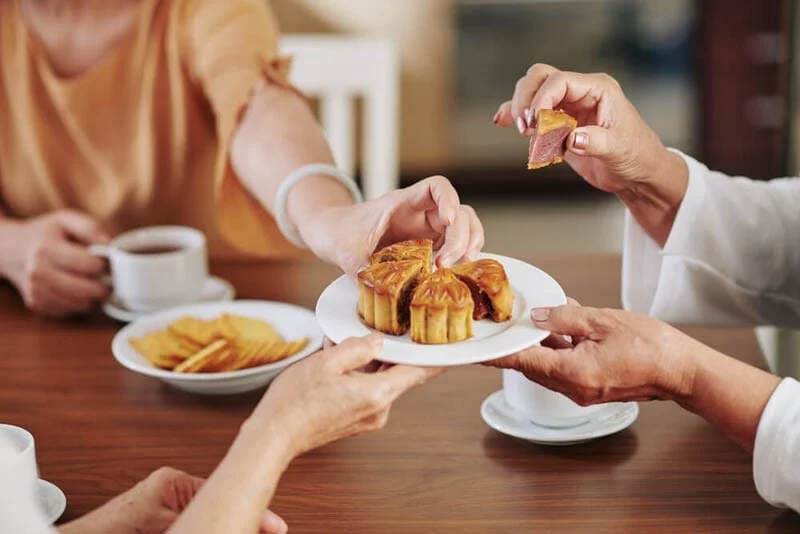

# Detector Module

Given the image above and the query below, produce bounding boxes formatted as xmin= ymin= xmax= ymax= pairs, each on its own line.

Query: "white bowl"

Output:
xmin=112 ymin=300 xmax=323 ymax=395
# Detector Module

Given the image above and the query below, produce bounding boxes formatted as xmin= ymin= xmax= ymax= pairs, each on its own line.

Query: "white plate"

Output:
xmin=38 ymin=478 xmax=66 ymax=524
xmin=103 ymin=276 xmax=235 ymax=323
xmin=112 ymin=300 xmax=322 ymax=395
xmin=481 ymin=390 xmax=639 ymax=446
xmin=315 ymin=253 xmax=566 ymax=366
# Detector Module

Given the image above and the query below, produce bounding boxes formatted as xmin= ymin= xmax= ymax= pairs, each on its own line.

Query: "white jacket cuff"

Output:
xmin=753 ymin=377 xmax=800 ymax=512
xmin=621 ymin=149 xmax=707 ymax=317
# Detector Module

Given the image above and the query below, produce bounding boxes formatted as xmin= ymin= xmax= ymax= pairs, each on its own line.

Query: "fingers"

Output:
xmin=48 ymin=269 xmax=110 ymax=302
xmin=567 ymin=125 xmax=616 ymax=160
xmin=528 ymin=71 xmax=607 ymax=121
xmin=259 ymin=510 xmax=288 ymax=534
xmin=463 ymin=205 xmax=484 ymax=260
xmin=531 ymin=305 xmax=606 ymax=338
xmin=493 ymin=101 xmax=513 ymax=127
xmin=50 ymin=240 xmax=107 ymax=276
xmin=324 ymin=333 xmax=383 ymax=373
xmin=435 ymin=205 xmax=469 ymax=267
xmin=404 ymin=176 xmax=459 ymax=231
xmin=510 ymin=63 xmax=558 ymax=131
xmin=53 ymin=210 xmax=109 ymax=245
xmin=484 ymin=345 xmax=561 ymax=380
xmin=374 ymin=364 xmax=445 ymax=400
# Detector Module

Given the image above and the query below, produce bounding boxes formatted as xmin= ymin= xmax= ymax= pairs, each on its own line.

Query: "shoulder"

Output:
xmin=176 ymin=0 xmax=278 ymax=31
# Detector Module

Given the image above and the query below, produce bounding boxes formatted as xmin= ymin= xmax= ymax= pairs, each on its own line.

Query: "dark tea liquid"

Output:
xmin=125 ymin=245 xmax=182 ymax=255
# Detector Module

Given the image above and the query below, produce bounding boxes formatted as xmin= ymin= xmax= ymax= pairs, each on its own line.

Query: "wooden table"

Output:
xmin=1 ymin=255 xmax=798 ymax=532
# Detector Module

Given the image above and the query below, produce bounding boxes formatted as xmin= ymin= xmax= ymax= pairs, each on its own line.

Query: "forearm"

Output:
xmin=617 ymin=148 xmax=688 ymax=247
xmin=674 ymin=345 xmax=781 ymax=452
xmin=230 ymin=84 xmax=354 ymax=240
xmin=168 ymin=419 xmax=294 ymax=534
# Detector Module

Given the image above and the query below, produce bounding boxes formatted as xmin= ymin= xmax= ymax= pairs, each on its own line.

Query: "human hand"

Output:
xmin=0 ymin=210 xmax=111 ymax=316
xmin=300 ymin=176 xmax=484 ymax=276
xmin=249 ymin=333 xmax=443 ymax=457
xmin=494 ymin=63 xmax=686 ymax=193
xmin=60 ymin=467 xmax=287 ymax=534
xmin=485 ymin=303 xmax=701 ymax=405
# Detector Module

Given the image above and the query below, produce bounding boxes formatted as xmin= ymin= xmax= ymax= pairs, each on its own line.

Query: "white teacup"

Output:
xmin=503 ymin=369 xmax=603 ymax=428
xmin=91 ymin=226 xmax=208 ymax=312
xmin=0 ymin=424 xmax=38 ymax=499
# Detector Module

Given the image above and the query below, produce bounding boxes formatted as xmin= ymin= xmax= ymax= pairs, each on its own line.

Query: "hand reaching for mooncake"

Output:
xmin=299 ymin=175 xmax=484 ymax=276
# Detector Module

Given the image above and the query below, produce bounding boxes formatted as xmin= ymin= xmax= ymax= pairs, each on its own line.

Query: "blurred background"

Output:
xmin=273 ymin=0 xmax=794 ymax=258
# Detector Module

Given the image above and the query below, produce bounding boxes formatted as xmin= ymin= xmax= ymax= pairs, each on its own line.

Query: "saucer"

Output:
xmin=103 ymin=276 xmax=235 ymax=323
xmin=38 ymin=478 xmax=66 ymax=524
xmin=480 ymin=390 xmax=638 ymax=446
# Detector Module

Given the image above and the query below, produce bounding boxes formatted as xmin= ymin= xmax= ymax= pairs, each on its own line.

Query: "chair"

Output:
xmin=280 ymin=34 xmax=400 ymax=200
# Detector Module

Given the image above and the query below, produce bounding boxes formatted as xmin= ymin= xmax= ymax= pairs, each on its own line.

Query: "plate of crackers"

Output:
xmin=112 ymin=300 xmax=323 ymax=394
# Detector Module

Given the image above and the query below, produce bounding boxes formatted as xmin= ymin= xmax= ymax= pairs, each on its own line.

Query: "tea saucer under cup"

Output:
xmin=480 ymin=389 xmax=639 ymax=446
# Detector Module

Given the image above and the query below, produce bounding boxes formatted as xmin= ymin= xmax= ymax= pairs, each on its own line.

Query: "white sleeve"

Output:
xmin=622 ymin=150 xmax=800 ymax=327
xmin=753 ymin=377 xmax=800 ymax=511
xmin=0 ymin=437 xmax=55 ymax=534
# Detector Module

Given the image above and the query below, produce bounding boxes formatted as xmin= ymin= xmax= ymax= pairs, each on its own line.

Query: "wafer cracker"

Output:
xmin=168 ymin=317 xmax=221 ymax=346
xmin=174 ymin=340 xmax=229 ymax=373
xmin=248 ymin=338 xmax=309 ymax=368
xmin=222 ymin=314 xmax=281 ymax=342
xmin=130 ymin=331 xmax=197 ymax=368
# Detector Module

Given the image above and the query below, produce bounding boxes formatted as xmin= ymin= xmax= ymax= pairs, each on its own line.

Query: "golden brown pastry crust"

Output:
xmin=358 ymin=260 xmax=424 ymax=335
xmin=527 ymin=109 xmax=578 ymax=170
xmin=370 ymin=239 xmax=433 ymax=273
xmin=451 ymin=259 xmax=514 ymax=322
xmin=410 ymin=269 xmax=473 ymax=344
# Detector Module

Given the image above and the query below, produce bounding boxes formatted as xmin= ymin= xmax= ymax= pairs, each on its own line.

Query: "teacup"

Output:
xmin=90 ymin=226 xmax=208 ymax=312
xmin=0 ymin=424 xmax=38 ymax=498
xmin=503 ymin=369 xmax=603 ymax=428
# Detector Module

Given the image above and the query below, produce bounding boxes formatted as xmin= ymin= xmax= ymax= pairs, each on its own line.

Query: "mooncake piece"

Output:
xmin=410 ymin=269 xmax=473 ymax=344
xmin=451 ymin=259 xmax=514 ymax=322
xmin=358 ymin=259 xmax=425 ymax=335
xmin=527 ymin=109 xmax=578 ymax=170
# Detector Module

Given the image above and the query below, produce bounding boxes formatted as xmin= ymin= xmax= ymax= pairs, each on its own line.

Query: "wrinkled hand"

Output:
xmin=251 ymin=333 xmax=443 ymax=457
xmin=60 ymin=467 xmax=287 ymax=534
xmin=0 ymin=210 xmax=110 ymax=316
xmin=486 ymin=302 xmax=699 ymax=405
xmin=493 ymin=63 xmax=683 ymax=195
xmin=301 ymin=176 xmax=484 ymax=276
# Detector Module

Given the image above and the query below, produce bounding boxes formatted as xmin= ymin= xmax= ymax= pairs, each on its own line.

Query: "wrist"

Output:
xmin=238 ymin=416 xmax=297 ymax=469
xmin=288 ymin=174 xmax=354 ymax=241
xmin=0 ymin=218 xmax=22 ymax=279
xmin=617 ymin=149 xmax=688 ymax=246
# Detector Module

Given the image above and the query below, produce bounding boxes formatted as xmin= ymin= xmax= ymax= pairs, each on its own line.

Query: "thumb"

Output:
xmin=530 ymin=305 xmax=603 ymax=338
xmin=567 ymin=126 xmax=617 ymax=160
xmin=259 ymin=509 xmax=288 ymax=534
xmin=55 ymin=211 xmax=109 ymax=245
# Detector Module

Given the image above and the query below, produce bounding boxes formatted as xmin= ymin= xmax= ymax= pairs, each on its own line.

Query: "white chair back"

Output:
xmin=280 ymin=34 xmax=400 ymax=199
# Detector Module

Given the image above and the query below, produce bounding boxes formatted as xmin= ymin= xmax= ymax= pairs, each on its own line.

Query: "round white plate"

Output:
xmin=38 ymin=478 xmax=66 ymax=524
xmin=481 ymin=390 xmax=639 ymax=446
xmin=315 ymin=253 xmax=566 ymax=366
xmin=103 ymin=276 xmax=235 ymax=323
xmin=112 ymin=300 xmax=322 ymax=395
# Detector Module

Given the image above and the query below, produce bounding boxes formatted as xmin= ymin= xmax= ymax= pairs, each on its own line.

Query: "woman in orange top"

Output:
xmin=0 ymin=0 xmax=483 ymax=316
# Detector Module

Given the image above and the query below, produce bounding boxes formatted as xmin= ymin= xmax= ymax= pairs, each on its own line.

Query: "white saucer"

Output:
xmin=38 ymin=478 xmax=66 ymax=524
xmin=481 ymin=390 xmax=639 ymax=446
xmin=315 ymin=253 xmax=567 ymax=366
xmin=103 ymin=276 xmax=235 ymax=322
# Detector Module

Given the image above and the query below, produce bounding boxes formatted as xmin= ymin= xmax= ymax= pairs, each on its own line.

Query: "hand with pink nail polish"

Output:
xmin=493 ymin=63 xmax=689 ymax=246
xmin=301 ymin=176 xmax=485 ymax=276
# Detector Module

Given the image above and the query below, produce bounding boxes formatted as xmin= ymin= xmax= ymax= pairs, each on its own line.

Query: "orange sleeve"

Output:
xmin=181 ymin=0 xmax=304 ymax=258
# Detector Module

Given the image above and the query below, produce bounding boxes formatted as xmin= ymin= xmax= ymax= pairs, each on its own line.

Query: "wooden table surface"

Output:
xmin=1 ymin=255 xmax=798 ymax=533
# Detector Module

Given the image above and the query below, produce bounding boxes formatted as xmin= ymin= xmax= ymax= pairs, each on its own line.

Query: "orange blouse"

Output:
xmin=0 ymin=0 xmax=301 ymax=258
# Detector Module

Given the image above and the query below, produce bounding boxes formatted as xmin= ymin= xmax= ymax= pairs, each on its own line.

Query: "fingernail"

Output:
xmin=531 ymin=308 xmax=551 ymax=322
xmin=573 ymin=131 xmax=589 ymax=150
xmin=492 ymin=110 xmax=501 ymax=124
xmin=516 ymin=116 xmax=526 ymax=134
xmin=524 ymin=108 xmax=533 ymax=124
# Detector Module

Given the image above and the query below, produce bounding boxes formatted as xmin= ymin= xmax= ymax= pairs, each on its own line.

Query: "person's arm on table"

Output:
xmin=495 ymin=63 xmax=800 ymax=327
xmin=168 ymin=334 xmax=441 ymax=534
xmin=488 ymin=303 xmax=800 ymax=511
xmin=186 ymin=0 xmax=483 ymax=274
